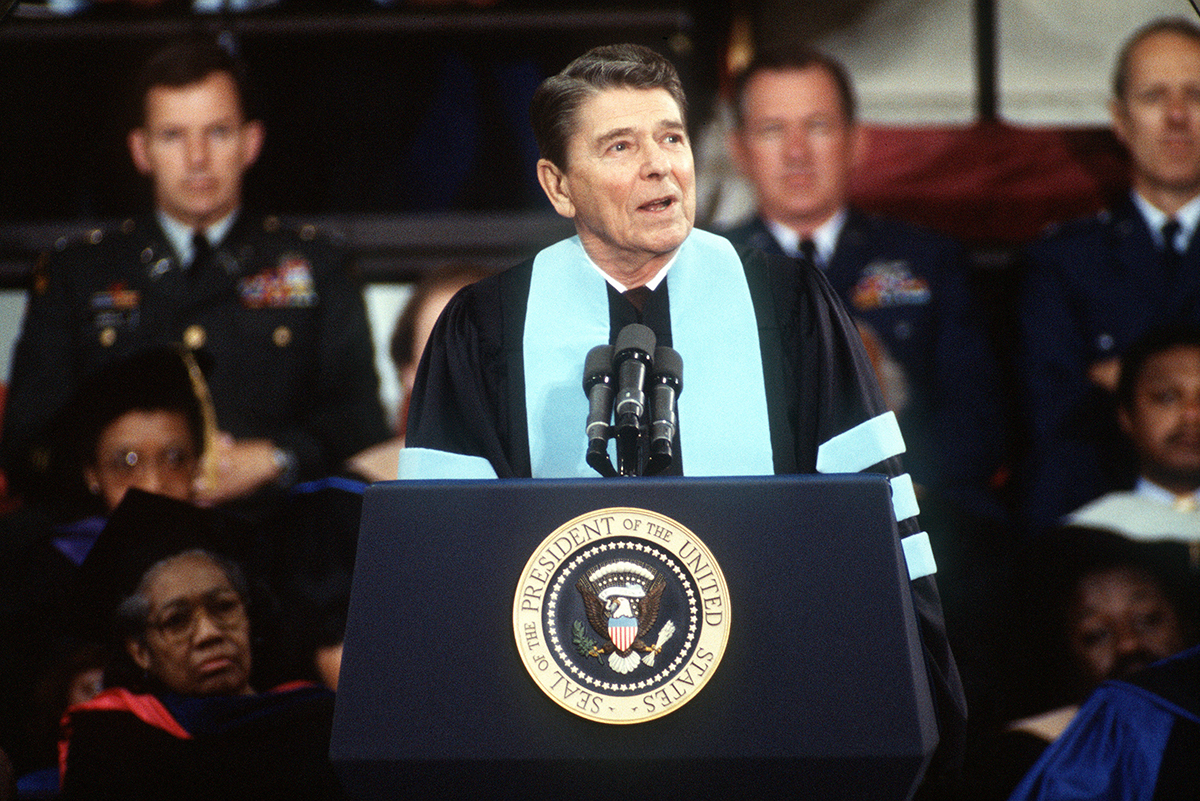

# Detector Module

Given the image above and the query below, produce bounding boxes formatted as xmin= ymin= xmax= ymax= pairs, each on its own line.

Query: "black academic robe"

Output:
xmin=60 ymin=684 xmax=342 ymax=800
xmin=411 ymin=244 xmax=894 ymax=477
xmin=405 ymin=240 xmax=967 ymax=774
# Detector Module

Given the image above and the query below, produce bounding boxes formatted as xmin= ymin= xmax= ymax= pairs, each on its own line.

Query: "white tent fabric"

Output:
xmin=816 ymin=0 xmax=977 ymax=124
xmin=999 ymin=0 xmax=1183 ymax=124
xmin=804 ymin=0 xmax=1190 ymax=125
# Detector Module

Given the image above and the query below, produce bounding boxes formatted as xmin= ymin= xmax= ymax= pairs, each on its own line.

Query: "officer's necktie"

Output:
xmin=798 ymin=238 xmax=818 ymax=269
xmin=190 ymin=229 xmax=212 ymax=277
xmin=1162 ymin=218 xmax=1182 ymax=278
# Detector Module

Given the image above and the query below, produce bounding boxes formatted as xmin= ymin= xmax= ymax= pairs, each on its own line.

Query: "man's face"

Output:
xmin=85 ymin=409 xmax=200 ymax=513
xmin=128 ymin=71 xmax=263 ymax=230
xmin=730 ymin=67 xmax=861 ymax=233
xmin=537 ymin=87 xmax=695 ymax=279
xmin=1120 ymin=345 xmax=1200 ymax=492
xmin=1068 ymin=566 xmax=1184 ymax=688
xmin=127 ymin=552 xmax=253 ymax=697
xmin=1112 ymin=31 xmax=1200 ymax=206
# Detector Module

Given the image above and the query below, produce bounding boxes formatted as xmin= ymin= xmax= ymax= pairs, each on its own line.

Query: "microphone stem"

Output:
xmin=615 ymin=413 xmax=642 ymax=476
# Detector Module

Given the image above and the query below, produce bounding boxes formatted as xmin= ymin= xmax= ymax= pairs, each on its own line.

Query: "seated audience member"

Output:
xmin=1066 ymin=326 xmax=1200 ymax=546
xmin=60 ymin=345 xmax=208 ymax=523
xmin=14 ymin=644 xmax=107 ymax=798
xmin=1009 ymin=643 xmax=1200 ymax=801
xmin=970 ymin=527 xmax=1196 ymax=799
xmin=59 ymin=490 xmax=341 ymax=800
xmin=0 ymin=346 xmax=207 ymax=779
xmin=721 ymin=47 xmax=1007 ymax=520
xmin=344 ymin=263 xmax=490 ymax=482
xmin=1019 ymin=17 xmax=1200 ymax=533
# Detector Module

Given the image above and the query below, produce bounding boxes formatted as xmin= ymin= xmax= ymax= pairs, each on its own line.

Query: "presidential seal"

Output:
xmin=513 ymin=507 xmax=729 ymax=724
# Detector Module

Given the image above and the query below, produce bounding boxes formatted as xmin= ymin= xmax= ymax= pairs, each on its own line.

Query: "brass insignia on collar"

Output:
xmin=513 ymin=507 xmax=729 ymax=724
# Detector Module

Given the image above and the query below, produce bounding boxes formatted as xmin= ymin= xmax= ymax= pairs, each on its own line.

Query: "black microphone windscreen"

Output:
xmin=615 ymin=323 xmax=656 ymax=361
xmin=583 ymin=345 xmax=614 ymax=391
xmin=653 ymin=346 xmax=683 ymax=390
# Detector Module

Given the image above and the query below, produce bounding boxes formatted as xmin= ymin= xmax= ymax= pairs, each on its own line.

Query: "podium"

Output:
xmin=331 ymin=474 xmax=937 ymax=799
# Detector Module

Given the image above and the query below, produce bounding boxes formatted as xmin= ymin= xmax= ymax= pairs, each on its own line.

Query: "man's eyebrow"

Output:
xmin=596 ymin=126 xmax=636 ymax=146
xmin=595 ymin=119 xmax=686 ymax=144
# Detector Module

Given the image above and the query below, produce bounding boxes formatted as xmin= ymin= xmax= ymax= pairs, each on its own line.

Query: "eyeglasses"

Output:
xmin=147 ymin=591 xmax=246 ymax=643
xmin=99 ymin=447 xmax=197 ymax=476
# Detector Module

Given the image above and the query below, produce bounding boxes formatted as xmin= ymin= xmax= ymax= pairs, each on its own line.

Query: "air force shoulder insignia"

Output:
xmin=513 ymin=508 xmax=729 ymax=724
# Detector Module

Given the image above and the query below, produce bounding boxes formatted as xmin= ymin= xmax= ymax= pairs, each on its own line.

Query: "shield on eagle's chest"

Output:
xmin=609 ymin=616 xmax=637 ymax=652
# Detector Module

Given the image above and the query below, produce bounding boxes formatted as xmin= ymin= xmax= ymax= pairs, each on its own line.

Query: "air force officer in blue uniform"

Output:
xmin=721 ymin=49 xmax=1006 ymax=520
xmin=1020 ymin=18 xmax=1200 ymax=532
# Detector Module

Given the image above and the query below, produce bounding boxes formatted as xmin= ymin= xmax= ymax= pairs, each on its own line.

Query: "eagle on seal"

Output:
xmin=576 ymin=562 xmax=670 ymax=674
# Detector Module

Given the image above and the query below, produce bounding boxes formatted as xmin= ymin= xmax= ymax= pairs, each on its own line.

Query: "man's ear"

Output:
xmin=1110 ymin=98 xmax=1131 ymax=147
xmin=240 ymin=119 xmax=265 ymax=170
xmin=128 ymin=129 xmax=152 ymax=176
xmin=126 ymin=637 xmax=152 ymax=673
xmin=537 ymin=158 xmax=576 ymax=219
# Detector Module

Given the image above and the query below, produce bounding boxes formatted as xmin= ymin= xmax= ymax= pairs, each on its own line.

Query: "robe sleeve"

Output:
xmin=783 ymin=252 xmax=969 ymax=773
xmin=404 ymin=268 xmax=528 ymax=478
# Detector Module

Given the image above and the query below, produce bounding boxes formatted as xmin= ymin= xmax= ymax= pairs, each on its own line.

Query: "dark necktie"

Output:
xmin=1162 ymin=218 xmax=1182 ymax=277
xmin=190 ymin=229 xmax=212 ymax=277
xmin=624 ymin=285 xmax=652 ymax=314
xmin=799 ymin=239 xmax=818 ymax=269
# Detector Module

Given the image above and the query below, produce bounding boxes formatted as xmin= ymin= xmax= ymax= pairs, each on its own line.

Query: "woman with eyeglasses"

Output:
xmin=57 ymin=492 xmax=342 ymax=800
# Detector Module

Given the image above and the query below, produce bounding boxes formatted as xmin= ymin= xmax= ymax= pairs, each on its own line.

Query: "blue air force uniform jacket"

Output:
xmin=1018 ymin=195 xmax=1199 ymax=531
xmin=722 ymin=210 xmax=1006 ymax=512
xmin=0 ymin=213 xmax=390 ymax=493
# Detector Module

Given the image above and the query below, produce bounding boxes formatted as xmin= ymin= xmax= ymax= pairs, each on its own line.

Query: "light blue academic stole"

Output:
xmin=523 ymin=229 xmax=775 ymax=478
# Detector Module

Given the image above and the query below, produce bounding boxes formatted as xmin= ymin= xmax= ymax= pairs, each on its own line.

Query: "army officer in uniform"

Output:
xmin=0 ymin=38 xmax=390 ymax=512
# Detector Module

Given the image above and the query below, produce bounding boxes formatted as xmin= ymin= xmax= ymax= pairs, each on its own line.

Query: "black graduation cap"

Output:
xmin=36 ymin=345 xmax=217 ymax=519
xmin=1033 ymin=526 xmax=1194 ymax=597
xmin=65 ymin=488 xmax=254 ymax=643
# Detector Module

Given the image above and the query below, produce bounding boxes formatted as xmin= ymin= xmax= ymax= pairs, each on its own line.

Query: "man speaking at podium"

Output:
xmin=400 ymin=43 xmax=965 ymax=775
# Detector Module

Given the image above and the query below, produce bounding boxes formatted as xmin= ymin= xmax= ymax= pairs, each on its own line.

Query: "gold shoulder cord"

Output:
xmin=178 ymin=346 xmax=220 ymax=493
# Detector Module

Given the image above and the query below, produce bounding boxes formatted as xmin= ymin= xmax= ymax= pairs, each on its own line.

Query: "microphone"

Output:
xmin=613 ymin=323 xmax=656 ymax=476
xmin=582 ymin=344 xmax=617 ymax=477
xmin=645 ymin=345 xmax=682 ymax=476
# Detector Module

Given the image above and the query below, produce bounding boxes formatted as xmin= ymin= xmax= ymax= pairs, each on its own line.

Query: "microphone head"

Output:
xmin=583 ymin=344 xmax=615 ymax=392
xmin=614 ymin=323 xmax=656 ymax=364
xmin=652 ymin=346 xmax=682 ymax=391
